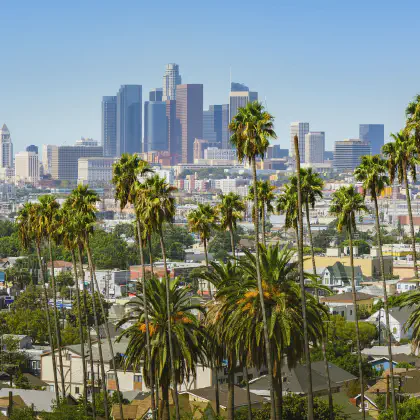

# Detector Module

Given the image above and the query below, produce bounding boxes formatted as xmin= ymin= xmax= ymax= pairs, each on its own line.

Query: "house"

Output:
xmin=46 ymin=260 xmax=73 ymax=277
xmin=311 ymin=361 xmax=357 ymax=387
xmin=0 ymin=394 xmax=27 ymax=417
xmin=367 ymin=369 xmax=420 ymax=397
xmin=366 ymin=306 xmax=414 ymax=342
xmin=320 ymin=292 xmax=374 ymax=321
xmin=320 ymin=262 xmax=364 ymax=291
xmin=396 ymin=278 xmax=418 ymax=294
xmin=361 ymin=344 xmax=416 ymax=358
xmin=368 ymin=357 xmax=398 ymax=372
xmin=181 ymin=385 xmax=265 ymax=418
xmin=351 ymin=394 xmax=378 ymax=417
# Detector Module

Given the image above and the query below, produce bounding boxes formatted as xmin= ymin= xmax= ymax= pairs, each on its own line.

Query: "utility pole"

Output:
xmin=386 ymin=374 xmax=390 ymax=409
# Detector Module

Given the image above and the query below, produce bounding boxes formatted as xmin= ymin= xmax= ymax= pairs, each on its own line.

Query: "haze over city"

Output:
xmin=1 ymin=0 xmax=420 ymax=151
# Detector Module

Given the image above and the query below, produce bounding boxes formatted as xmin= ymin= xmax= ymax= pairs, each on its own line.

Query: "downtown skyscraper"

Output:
xmin=203 ymin=105 xmax=229 ymax=147
xmin=290 ymin=122 xmax=309 ymax=163
xmin=176 ymin=84 xmax=203 ymax=163
xmin=0 ymin=124 xmax=13 ymax=168
xmin=359 ymin=124 xmax=384 ymax=155
xmin=162 ymin=64 xmax=181 ymax=101
xmin=102 ymin=96 xmax=117 ymax=157
xmin=116 ymin=85 xmax=142 ymax=156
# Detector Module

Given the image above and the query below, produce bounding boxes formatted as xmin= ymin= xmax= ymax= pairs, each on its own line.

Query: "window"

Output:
xmin=350 ymin=310 xmax=353 ymax=316
xmin=75 ymin=387 xmax=80 ymax=394
xmin=108 ymin=373 xmax=116 ymax=381
xmin=66 ymin=353 xmax=71 ymax=361
xmin=393 ymin=327 xmax=397 ymax=334
xmin=49 ymin=384 xmax=55 ymax=392
xmin=134 ymin=375 xmax=142 ymax=383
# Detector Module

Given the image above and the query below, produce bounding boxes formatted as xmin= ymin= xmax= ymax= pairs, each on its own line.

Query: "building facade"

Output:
xmin=289 ymin=122 xmax=309 ymax=163
xmin=204 ymin=147 xmax=237 ymax=160
xmin=0 ymin=124 xmax=13 ymax=169
xmin=149 ymin=88 xmax=163 ymax=101
xmin=162 ymin=63 xmax=182 ymax=101
xmin=359 ymin=124 xmax=384 ymax=155
xmin=25 ymin=145 xmax=38 ymax=154
xmin=77 ymin=157 xmax=117 ymax=185
xmin=333 ymin=139 xmax=371 ymax=172
xmin=116 ymin=85 xmax=142 ymax=156
xmin=15 ymin=151 xmax=39 ymax=184
xmin=144 ymin=101 xmax=168 ymax=152
xmin=305 ymin=131 xmax=325 ymax=164
xmin=176 ymin=84 xmax=203 ymax=163
xmin=166 ymin=99 xmax=179 ymax=164
xmin=203 ymin=104 xmax=229 ymax=147
xmin=102 ymin=96 xmax=117 ymax=157
xmin=51 ymin=145 xmax=103 ymax=181
xmin=42 ymin=145 xmax=54 ymax=175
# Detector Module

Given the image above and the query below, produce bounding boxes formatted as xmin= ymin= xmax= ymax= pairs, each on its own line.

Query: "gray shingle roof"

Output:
xmin=0 ymin=388 xmax=56 ymax=412
xmin=311 ymin=361 xmax=357 ymax=384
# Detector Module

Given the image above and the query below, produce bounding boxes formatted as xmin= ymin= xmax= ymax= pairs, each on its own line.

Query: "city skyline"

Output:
xmin=0 ymin=1 xmax=418 ymax=153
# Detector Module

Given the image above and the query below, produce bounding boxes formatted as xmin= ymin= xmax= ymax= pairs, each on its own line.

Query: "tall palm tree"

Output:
xmin=16 ymin=203 xmax=59 ymax=402
xmin=355 ymin=155 xmax=397 ymax=420
xmin=406 ymin=94 xmax=420 ymax=149
xmin=248 ymin=180 xmax=275 ymax=246
xmin=217 ymin=193 xmax=245 ymax=259
xmin=38 ymin=195 xmax=65 ymax=397
xmin=229 ymin=101 xmax=277 ymax=420
xmin=58 ymin=202 xmax=89 ymax=411
xmin=117 ymin=276 xmax=206 ymax=420
xmin=330 ymin=186 xmax=368 ymax=420
xmin=383 ymin=132 xmax=419 ymax=281
xmin=293 ymin=135 xmax=315 ymax=419
xmin=113 ymin=154 xmax=154 ymax=419
xmin=276 ymin=182 xmax=299 ymax=242
xmin=141 ymin=174 xmax=181 ymax=420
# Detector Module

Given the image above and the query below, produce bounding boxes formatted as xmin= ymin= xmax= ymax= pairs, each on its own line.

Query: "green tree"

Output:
xmin=330 ymin=186 xmax=368 ymax=420
xmin=383 ymin=131 xmax=419 ymax=281
xmin=117 ymin=276 xmax=205 ymax=420
xmin=379 ymin=398 xmax=420 ymax=420
xmin=229 ymin=101 xmax=277 ymax=420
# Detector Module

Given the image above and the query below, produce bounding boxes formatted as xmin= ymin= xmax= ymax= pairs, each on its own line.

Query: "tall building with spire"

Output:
xmin=162 ymin=64 xmax=182 ymax=101
xmin=0 ymin=124 xmax=13 ymax=168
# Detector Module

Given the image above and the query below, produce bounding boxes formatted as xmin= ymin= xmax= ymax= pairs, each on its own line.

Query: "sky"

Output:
xmin=0 ymin=0 xmax=419 ymax=153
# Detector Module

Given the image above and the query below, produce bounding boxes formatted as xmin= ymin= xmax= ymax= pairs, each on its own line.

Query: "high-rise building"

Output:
xmin=78 ymin=157 xmax=117 ymax=185
xmin=203 ymin=105 xmax=229 ymax=146
xmin=15 ymin=151 xmax=39 ymax=184
xmin=162 ymin=64 xmax=181 ymax=101
xmin=176 ymin=84 xmax=203 ymax=163
xmin=193 ymin=138 xmax=220 ymax=160
xmin=230 ymin=82 xmax=249 ymax=92
xmin=149 ymin=88 xmax=163 ymax=102
xmin=26 ymin=145 xmax=38 ymax=154
xmin=359 ymin=124 xmax=384 ymax=155
xmin=0 ymin=124 xmax=13 ymax=169
xmin=102 ymin=96 xmax=117 ymax=157
xmin=42 ymin=145 xmax=54 ymax=175
xmin=144 ymin=101 xmax=168 ymax=152
xmin=334 ymin=139 xmax=371 ymax=172
xmin=51 ymin=144 xmax=103 ymax=181
xmin=116 ymin=85 xmax=142 ymax=156
xmin=166 ymin=100 xmax=179 ymax=164
xmin=229 ymin=91 xmax=258 ymax=141
xmin=290 ymin=122 xmax=310 ymax=163
xmin=305 ymin=132 xmax=325 ymax=164
xmin=75 ymin=138 xmax=98 ymax=147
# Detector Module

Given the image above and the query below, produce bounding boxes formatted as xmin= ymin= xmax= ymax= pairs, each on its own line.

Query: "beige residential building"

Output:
xmin=15 ymin=151 xmax=39 ymax=184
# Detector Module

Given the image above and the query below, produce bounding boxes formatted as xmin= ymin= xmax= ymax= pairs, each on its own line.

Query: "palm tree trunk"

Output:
xmin=373 ymin=192 xmax=397 ymax=420
xmin=85 ymin=236 xmax=125 ymax=420
xmin=214 ymin=363 xmax=220 ymax=416
xmin=305 ymin=200 xmax=334 ymax=420
xmin=77 ymin=245 xmax=97 ymax=420
xmin=229 ymin=221 xmax=235 ymax=259
xmin=227 ymin=355 xmax=235 ymax=420
xmin=403 ymin=162 xmax=419 ymax=282
xmin=203 ymin=238 xmax=212 ymax=297
xmin=261 ymin=203 xmax=266 ymax=247
xmin=251 ymin=156 xmax=276 ymax=420
xmin=159 ymin=228 xmax=181 ymax=420
xmin=70 ymin=249 xmax=88 ymax=412
xmin=137 ymin=220 xmax=157 ymax=420
xmin=161 ymin=381 xmax=170 ymax=420
xmin=348 ymin=223 xmax=365 ymax=420
xmin=294 ymin=135 xmax=314 ymax=419
xmin=243 ymin=362 xmax=252 ymax=420
xmin=274 ymin=372 xmax=282 ymax=420
xmin=148 ymin=234 xmax=154 ymax=276
xmin=47 ymin=238 xmax=66 ymax=398
xmin=84 ymin=237 xmax=109 ymax=420
xmin=35 ymin=244 xmax=59 ymax=402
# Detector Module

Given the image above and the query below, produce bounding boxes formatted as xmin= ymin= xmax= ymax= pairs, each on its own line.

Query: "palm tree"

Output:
xmin=187 ymin=203 xmax=219 ymax=296
xmin=16 ymin=203 xmax=59 ymax=402
xmin=406 ymin=94 xmax=420 ymax=149
xmin=248 ymin=180 xmax=275 ymax=246
xmin=141 ymin=174 xmax=181 ymax=420
xmin=113 ymin=154 xmax=155 ymax=419
xmin=276 ymin=182 xmax=298 ymax=241
xmin=355 ymin=155 xmax=397 ymax=420
xmin=383 ymin=132 xmax=419 ymax=281
xmin=58 ymin=202 xmax=89 ymax=411
xmin=116 ymin=276 xmax=206 ymax=420
xmin=330 ymin=186 xmax=368 ymax=420
xmin=218 ymin=193 xmax=245 ymax=259
xmin=38 ymin=194 xmax=65 ymax=397
xmin=229 ymin=101 xmax=277 ymax=420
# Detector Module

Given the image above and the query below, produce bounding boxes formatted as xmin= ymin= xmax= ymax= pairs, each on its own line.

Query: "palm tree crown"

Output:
xmin=354 ymin=155 xmax=389 ymax=198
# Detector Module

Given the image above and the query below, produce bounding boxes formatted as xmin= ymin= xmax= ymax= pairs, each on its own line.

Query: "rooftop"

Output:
xmin=321 ymin=291 xmax=373 ymax=303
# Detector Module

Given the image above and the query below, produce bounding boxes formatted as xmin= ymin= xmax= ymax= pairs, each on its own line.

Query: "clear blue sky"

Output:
xmin=0 ymin=0 xmax=419 ymax=153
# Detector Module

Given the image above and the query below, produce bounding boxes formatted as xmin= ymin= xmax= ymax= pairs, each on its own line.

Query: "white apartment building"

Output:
xmin=14 ymin=151 xmax=39 ymax=184
xmin=154 ymin=168 xmax=175 ymax=185
xmin=289 ymin=122 xmax=309 ymax=163
xmin=305 ymin=131 xmax=325 ymax=164
xmin=215 ymin=177 xmax=249 ymax=194
xmin=78 ymin=157 xmax=116 ymax=185
xmin=204 ymin=147 xmax=237 ymax=161
xmin=83 ymin=269 xmax=131 ymax=298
